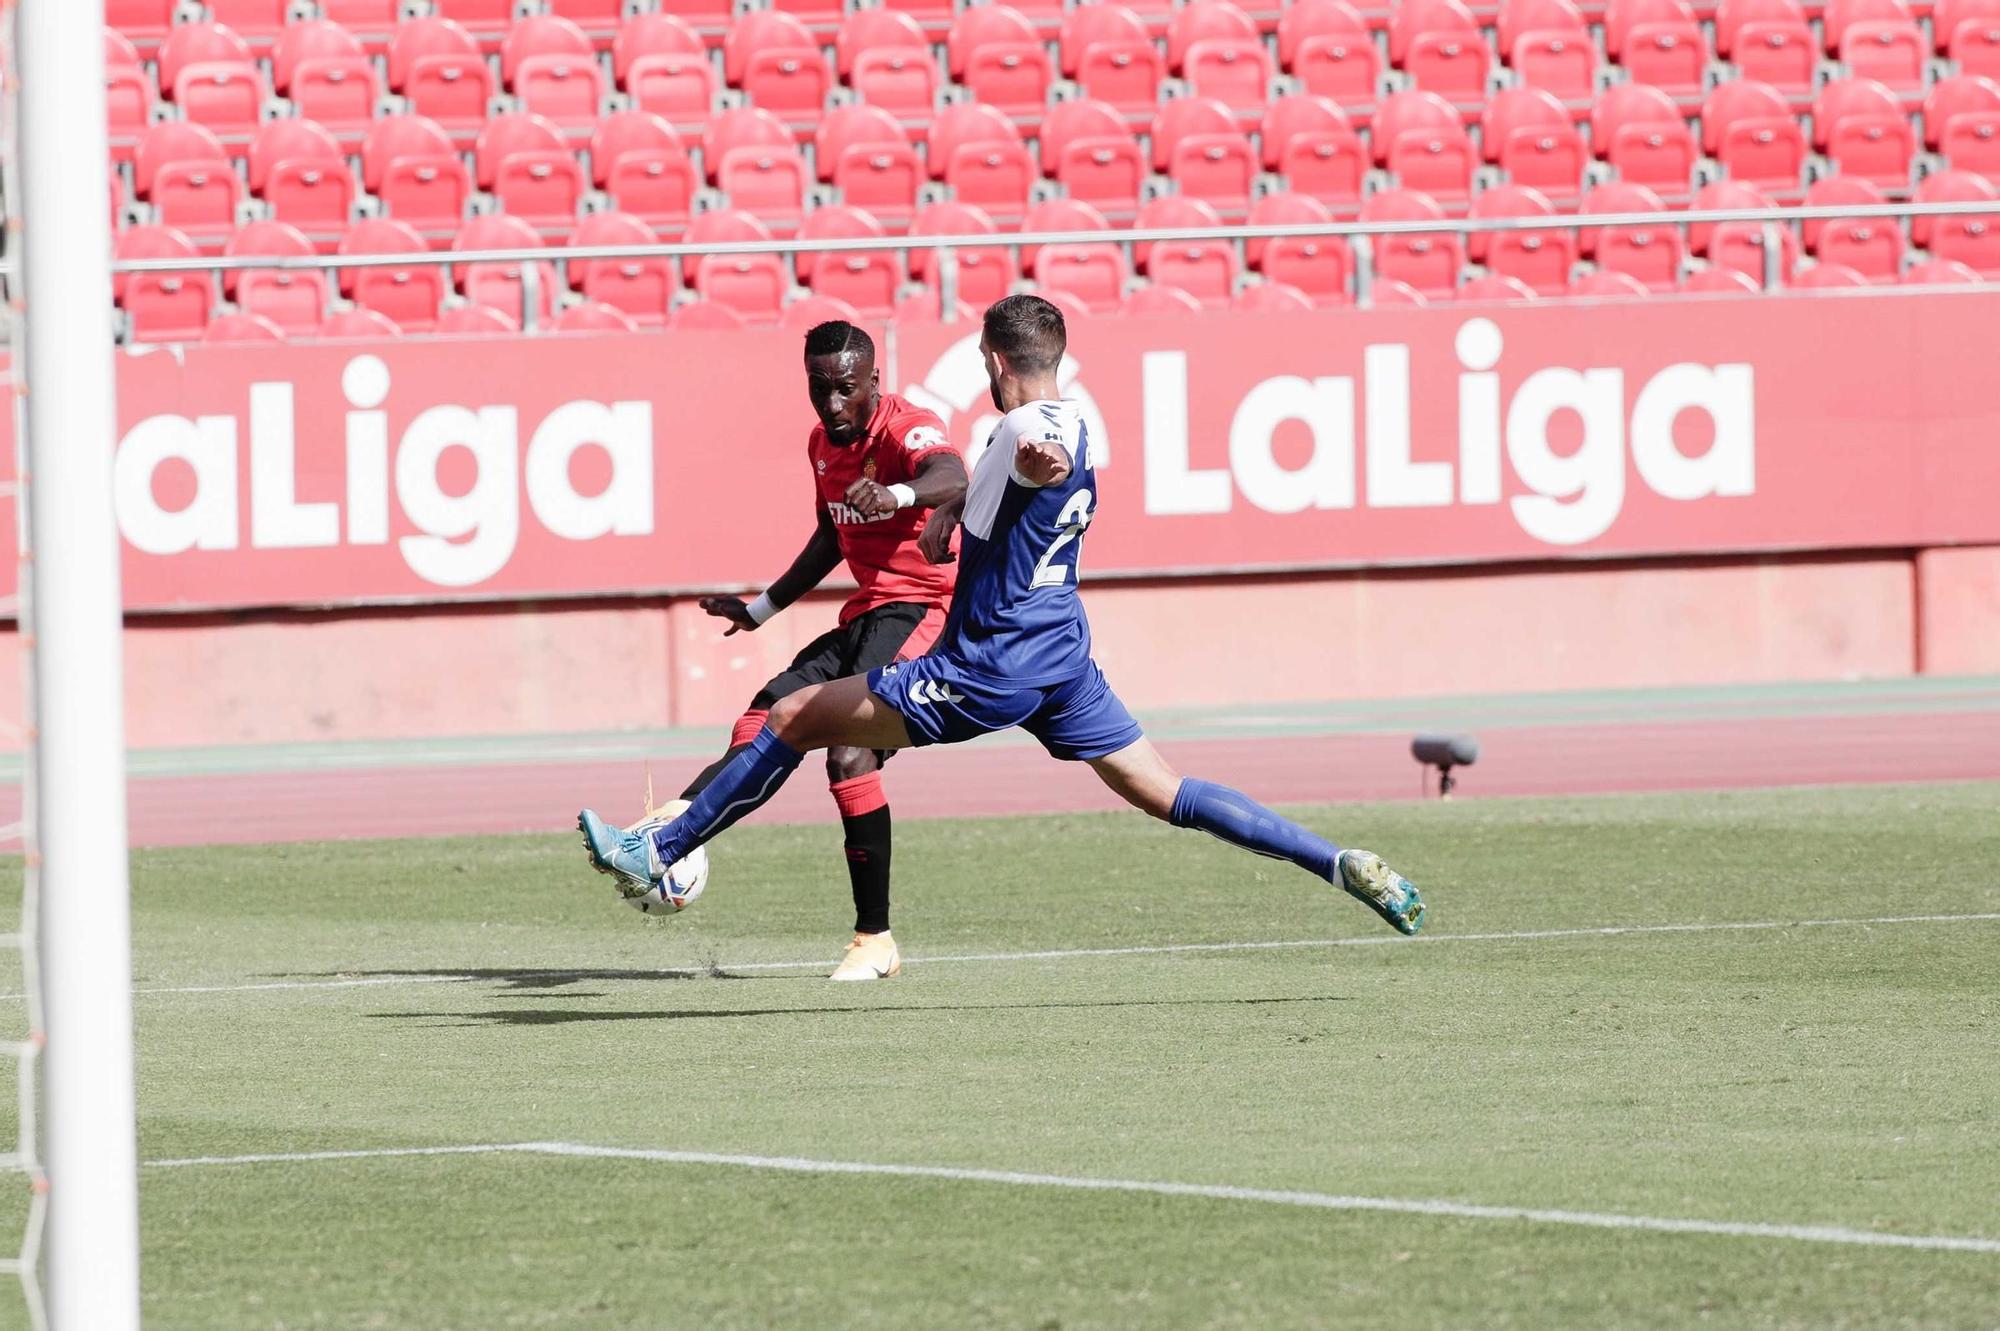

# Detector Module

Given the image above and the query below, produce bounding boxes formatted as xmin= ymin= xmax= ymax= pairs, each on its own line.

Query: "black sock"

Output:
xmin=842 ymin=804 xmax=892 ymax=935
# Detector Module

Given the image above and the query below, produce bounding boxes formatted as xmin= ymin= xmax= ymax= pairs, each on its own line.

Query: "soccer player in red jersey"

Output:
xmin=669 ymin=321 xmax=965 ymax=980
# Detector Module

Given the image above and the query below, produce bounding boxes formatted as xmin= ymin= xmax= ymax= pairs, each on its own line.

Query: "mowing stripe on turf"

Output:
xmin=142 ymin=1140 xmax=2000 ymax=1255
xmin=28 ymin=910 xmax=1996 ymax=1000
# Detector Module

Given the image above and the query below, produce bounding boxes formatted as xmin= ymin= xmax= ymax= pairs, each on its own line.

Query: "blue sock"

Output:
xmin=651 ymin=725 xmax=804 ymax=867
xmin=1169 ymin=778 xmax=1342 ymax=881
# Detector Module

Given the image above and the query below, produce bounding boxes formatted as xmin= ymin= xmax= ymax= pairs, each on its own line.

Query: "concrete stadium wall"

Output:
xmin=0 ymin=545 xmax=1989 ymax=751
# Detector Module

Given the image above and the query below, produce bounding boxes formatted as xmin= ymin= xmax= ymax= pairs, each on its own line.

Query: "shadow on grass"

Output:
xmin=371 ymin=994 xmax=1353 ymax=1027
xmin=277 ymin=966 xmax=778 ymax=990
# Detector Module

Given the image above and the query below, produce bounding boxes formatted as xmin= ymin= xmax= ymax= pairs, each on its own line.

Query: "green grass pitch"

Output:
xmin=4 ymin=782 xmax=1999 ymax=1329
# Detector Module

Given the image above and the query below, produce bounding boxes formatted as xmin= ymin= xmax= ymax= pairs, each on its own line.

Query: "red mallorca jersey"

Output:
xmin=809 ymin=391 xmax=960 ymax=627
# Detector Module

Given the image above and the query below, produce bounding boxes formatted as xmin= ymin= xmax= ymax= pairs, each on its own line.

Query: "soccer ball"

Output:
xmin=623 ymin=799 xmax=709 ymax=915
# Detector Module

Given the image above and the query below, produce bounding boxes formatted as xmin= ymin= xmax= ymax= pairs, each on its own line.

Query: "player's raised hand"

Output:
xmin=918 ymin=504 xmax=959 ymax=565
xmin=1014 ymin=437 xmax=1072 ymax=488
xmin=699 ymin=595 xmax=759 ymax=636
xmin=845 ymin=477 xmax=899 ymax=519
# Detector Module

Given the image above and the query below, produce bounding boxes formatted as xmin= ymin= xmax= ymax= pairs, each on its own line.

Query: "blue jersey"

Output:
xmin=935 ymin=399 xmax=1098 ymax=686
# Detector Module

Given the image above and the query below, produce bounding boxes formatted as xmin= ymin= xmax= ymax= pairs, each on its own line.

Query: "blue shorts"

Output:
xmin=867 ymin=655 xmax=1144 ymax=761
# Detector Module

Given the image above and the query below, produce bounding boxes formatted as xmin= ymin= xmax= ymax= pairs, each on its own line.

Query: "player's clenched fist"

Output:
xmin=844 ymin=477 xmax=899 ymax=519
xmin=918 ymin=504 xmax=959 ymax=565
xmin=699 ymin=595 xmax=759 ymax=636
xmin=1015 ymin=437 xmax=1072 ymax=488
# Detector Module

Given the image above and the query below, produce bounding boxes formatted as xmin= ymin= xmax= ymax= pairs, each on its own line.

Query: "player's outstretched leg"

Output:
xmin=1089 ymin=740 xmax=1425 ymax=935
xmin=579 ymin=675 xmax=912 ymax=893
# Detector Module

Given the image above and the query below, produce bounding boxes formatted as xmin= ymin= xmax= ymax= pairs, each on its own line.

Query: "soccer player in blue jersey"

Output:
xmin=581 ymin=295 xmax=1425 ymax=941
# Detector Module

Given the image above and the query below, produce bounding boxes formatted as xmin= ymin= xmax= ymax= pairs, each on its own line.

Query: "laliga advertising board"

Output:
xmin=0 ymin=293 xmax=1997 ymax=613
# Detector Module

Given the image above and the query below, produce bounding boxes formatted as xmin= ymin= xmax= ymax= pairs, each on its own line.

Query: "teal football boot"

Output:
xmin=1337 ymin=849 xmax=1426 ymax=935
xmin=578 ymin=809 xmax=661 ymax=899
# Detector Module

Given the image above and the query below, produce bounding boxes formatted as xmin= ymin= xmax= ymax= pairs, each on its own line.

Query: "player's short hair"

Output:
xmin=982 ymin=294 xmax=1065 ymax=376
xmin=802 ymin=320 xmax=874 ymax=363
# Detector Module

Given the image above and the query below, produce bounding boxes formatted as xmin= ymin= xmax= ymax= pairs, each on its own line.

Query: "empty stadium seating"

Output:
xmin=94 ymin=0 xmax=2000 ymax=340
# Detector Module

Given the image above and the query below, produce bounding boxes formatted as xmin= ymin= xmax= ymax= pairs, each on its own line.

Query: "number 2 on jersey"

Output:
xmin=1030 ymin=489 xmax=1095 ymax=588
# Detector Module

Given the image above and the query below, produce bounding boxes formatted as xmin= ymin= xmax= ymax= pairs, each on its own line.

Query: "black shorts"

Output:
xmin=750 ymin=601 xmax=936 ymax=712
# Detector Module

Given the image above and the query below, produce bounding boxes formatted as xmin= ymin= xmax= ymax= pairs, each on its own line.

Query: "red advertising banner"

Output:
xmin=2 ymin=292 xmax=1996 ymax=613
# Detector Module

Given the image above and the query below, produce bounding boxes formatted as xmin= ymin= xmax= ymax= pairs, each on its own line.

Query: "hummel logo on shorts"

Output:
xmin=907 ymin=679 xmax=965 ymax=706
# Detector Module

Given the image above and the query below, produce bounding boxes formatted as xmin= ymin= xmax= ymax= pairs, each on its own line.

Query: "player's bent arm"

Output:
xmin=705 ymin=510 xmax=842 ymax=632
xmin=907 ymin=449 xmax=968 ymax=508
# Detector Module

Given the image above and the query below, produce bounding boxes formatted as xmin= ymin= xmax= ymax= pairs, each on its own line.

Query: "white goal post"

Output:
xmin=9 ymin=0 xmax=142 ymax=1328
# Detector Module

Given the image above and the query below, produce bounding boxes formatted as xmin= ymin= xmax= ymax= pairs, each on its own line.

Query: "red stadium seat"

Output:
xmin=437 ymin=304 xmax=522 ymax=335
xmin=206 ymin=0 xmax=293 ymax=43
xmin=1814 ymin=79 xmax=1917 ymax=186
xmin=255 ymin=131 xmax=354 ymax=244
xmin=1569 ymin=268 xmax=1653 ymax=295
xmin=1945 ymin=10 xmax=2000 ymax=74
xmin=1063 ymin=4 xmax=1151 ymax=76
xmin=247 ymin=119 xmax=340 ymax=197
xmin=378 ymin=159 xmax=472 ymax=240
xmin=1266 ymin=99 xmax=1367 ymax=207
xmin=516 ymin=54 xmax=610 ymax=131
xmin=796 ymin=205 xmax=902 ymax=313
xmin=593 ymin=115 xmax=698 ymax=234
xmin=626 ymin=53 xmax=719 ymax=123
xmin=222 ymin=219 xmax=314 ymax=299
xmin=695 ymin=252 xmax=790 ymax=322
xmin=1709 ymin=218 xmax=1800 ymax=281
xmin=121 ymin=245 xmax=215 ymax=342
xmin=548 ymin=0 xmax=631 ymax=46
xmin=1371 ymin=89 xmax=1458 ymax=167
xmin=388 ymin=18 xmax=479 ymax=94
xmin=105 ymin=40 xmax=157 ymax=165
xmin=1811 ymin=212 xmax=1905 ymax=278
xmin=1385 ymin=117 xmax=1477 ymax=202
xmin=361 ymin=113 xmax=458 ymax=195
xmin=1134 ymin=195 xmax=1226 ymax=272
xmin=1842 ymin=19 xmax=1927 ymax=88
xmin=317 ymin=306 xmax=405 ymax=339
xmin=673 ymin=299 xmax=752 ymax=330
xmin=1682 ymin=265 xmax=1762 ymax=293
xmin=831 ymin=142 xmax=923 ymax=231
xmin=1481 ymin=86 xmax=1565 ymax=164
xmin=237 ymin=268 xmax=330 ymax=334
xmin=283 ymin=26 xmax=380 ymax=134
xmin=1580 ymin=181 xmax=1684 ymax=288
xmin=1149 ymin=96 xmax=1238 ymax=173
xmin=502 ymin=15 xmax=594 ymax=88
xmin=172 ymin=56 xmax=270 ymax=138
xmin=1242 ymin=190 xmax=1321 ymax=268
xmin=1938 ymin=0 xmax=2000 ymax=50
xmin=1071 ymin=37 xmax=1165 ymax=114
xmin=1941 ymin=108 xmax=2000 ymax=179
xmin=1124 ymin=284 xmax=1207 ymax=314
xmin=455 ymin=215 xmax=558 ymax=325
xmin=492 ymin=152 xmax=587 ymax=234
xmin=680 ymin=208 xmax=773 ymax=283
xmin=1232 ymin=280 xmax=1318 ymax=312
xmin=1469 ymin=184 xmax=1575 ymax=292
xmin=158 ymin=22 xmax=253 ymax=95
xmin=1703 ymin=81 xmax=1805 ymax=188
xmin=741 ymin=45 xmax=833 ymax=119
xmin=1168 ymin=0 xmax=1259 ymax=72
xmin=203 ymin=312 xmax=288 ymax=343
xmin=704 ymin=107 xmax=795 ymax=185
xmin=1923 ymin=75 xmax=2000 ymax=151
xmin=839 ymin=11 xmax=929 ymax=79
xmin=1037 ymin=242 xmax=1132 ymax=312
xmin=1902 ymin=257 xmax=1985 ymax=282
xmin=927 ymin=101 xmax=1023 ymax=177
xmin=1686 ymin=178 xmax=1775 ymax=254
xmin=553 ymin=302 xmax=644 ymax=334
xmin=404 ymin=51 xmax=497 ymax=136
xmin=1388 ymin=0 xmax=1471 ymax=64
xmin=1186 ymin=38 xmax=1276 ymax=112
xmin=1169 ymin=129 xmax=1259 ymax=216
xmin=1604 ymin=0 xmax=1696 ymax=58
xmin=782 ymin=293 xmax=867 ymax=330
xmin=909 ymin=202 xmax=1017 ymax=305
xmin=1291 ymin=31 xmax=1382 ymax=104
xmin=1279 ymin=0 xmax=1369 ymax=69
xmin=114 ymin=220 xmax=203 ymax=301
xmin=1360 ymin=188 xmax=1463 ymax=293
xmin=850 ymin=48 xmax=942 ymax=115
xmin=1489 ymin=96 xmax=1588 ymax=199
xmin=1256 ymin=200 xmax=1355 ymax=303
xmin=474 ymin=113 xmax=566 ymax=191
xmin=1913 ymin=169 xmax=2000 ymax=269
xmin=946 ymin=5 xmax=1039 ymax=79
xmin=1824 ymin=0 xmax=1914 ymax=51
xmin=1513 ymin=27 xmax=1598 ymax=99
xmin=615 ymin=14 xmax=704 ymax=87
xmin=1403 ymin=12 xmax=1493 ymax=98
xmin=1799 ymin=173 xmax=1883 ymax=251
xmin=321 ymin=0 xmax=401 ymax=50
xmin=593 ymin=111 xmax=682 ymax=188
xmin=1020 ymin=197 xmax=1111 ymax=273
xmin=135 ymin=121 xmax=226 ymax=200
xmin=1044 ymin=101 xmax=1146 ymax=218
xmin=1623 ymin=20 xmax=1707 ymax=92
xmin=1370 ymin=278 xmax=1429 ymax=305
xmin=717 ymin=142 xmax=813 ymax=233
xmin=816 ymin=104 xmax=906 ymax=181
xmin=137 ymin=124 xmax=243 ymax=240
xmin=964 ymin=41 xmax=1056 ymax=118
xmin=569 ymin=211 xmax=677 ymax=325
xmin=339 ymin=219 xmax=446 ymax=330
xmin=1717 ymin=0 xmax=1803 ymax=56
xmin=1789 ymin=262 xmax=1870 ymax=286
xmin=1499 ymin=0 xmax=1586 ymax=56
xmin=1457 ymin=272 xmax=1539 ymax=300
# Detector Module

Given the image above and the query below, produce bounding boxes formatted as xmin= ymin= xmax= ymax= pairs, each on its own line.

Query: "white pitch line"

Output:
xmin=0 ymin=912 xmax=1993 ymax=1003
xmin=141 ymin=1139 xmax=2000 ymax=1255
